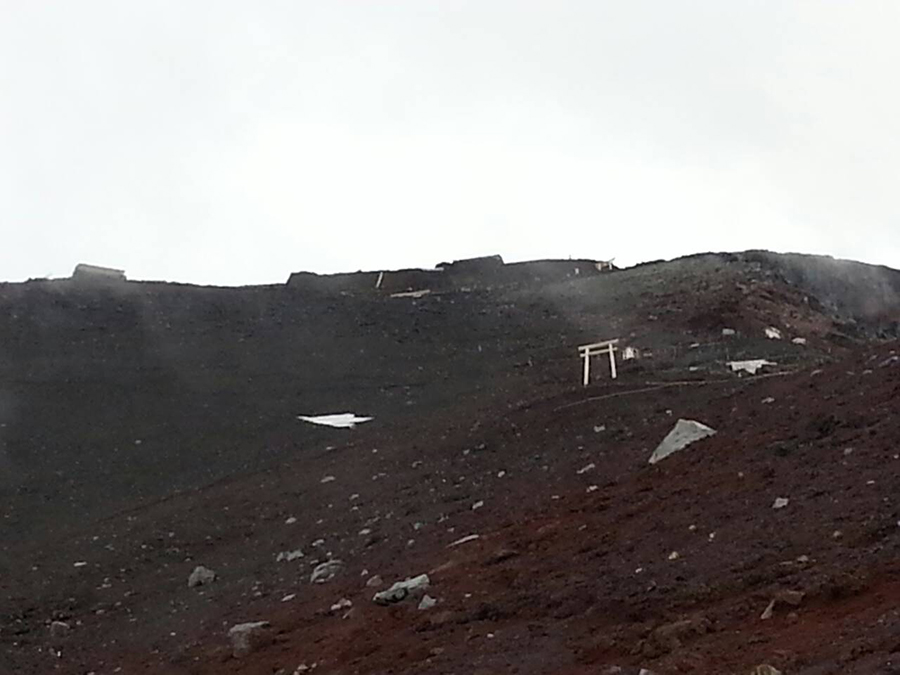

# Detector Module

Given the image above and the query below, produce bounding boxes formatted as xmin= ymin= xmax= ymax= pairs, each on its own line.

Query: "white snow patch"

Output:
xmin=728 ymin=359 xmax=776 ymax=376
xmin=298 ymin=413 xmax=373 ymax=429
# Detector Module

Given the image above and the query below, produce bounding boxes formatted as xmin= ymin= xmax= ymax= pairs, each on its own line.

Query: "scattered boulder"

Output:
xmin=187 ymin=565 xmax=217 ymax=588
xmin=750 ymin=666 xmax=782 ymax=675
xmin=49 ymin=620 xmax=71 ymax=639
xmin=418 ymin=594 xmax=438 ymax=611
xmin=652 ymin=616 xmax=710 ymax=650
xmin=330 ymin=598 xmax=352 ymax=613
xmin=310 ymin=560 xmax=344 ymax=584
xmin=765 ymin=327 xmax=783 ymax=340
xmin=228 ymin=621 xmax=270 ymax=658
xmin=373 ymin=574 xmax=431 ymax=605
xmin=276 ymin=549 xmax=304 ymax=562
xmin=365 ymin=575 xmax=384 ymax=588
xmin=762 ymin=589 xmax=805 ymax=619
xmin=775 ymin=589 xmax=805 ymax=606
xmin=772 ymin=497 xmax=790 ymax=510
xmin=648 ymin=419 xmax=717 ymax=465
xmin=878 ymin=355 xmax=899 ymax=368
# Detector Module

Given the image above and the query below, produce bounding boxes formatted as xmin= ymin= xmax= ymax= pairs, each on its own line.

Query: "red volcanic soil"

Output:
xmin=2 ymin=252 xmax=900 ymax=675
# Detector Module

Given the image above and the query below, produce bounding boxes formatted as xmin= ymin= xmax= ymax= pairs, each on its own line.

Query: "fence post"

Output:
xmin=582 ymin=350 xmax=591 ymax=387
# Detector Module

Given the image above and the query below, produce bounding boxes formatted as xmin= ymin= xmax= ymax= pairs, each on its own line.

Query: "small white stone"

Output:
xmin=330 ymin=598 xmax=352 ymax=612
xmin=447 ymin=534 xmax=480 ymax=548
xmin=418 ymin=595 xmax=438 ymax=611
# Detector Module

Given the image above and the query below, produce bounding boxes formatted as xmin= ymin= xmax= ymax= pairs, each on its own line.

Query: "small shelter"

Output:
xmin=72 ymin=264 xmax=126 ymax=283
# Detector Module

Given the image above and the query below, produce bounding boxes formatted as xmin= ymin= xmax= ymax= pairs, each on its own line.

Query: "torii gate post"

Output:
xmin=578 ymin=339 xmax=620 ymax=386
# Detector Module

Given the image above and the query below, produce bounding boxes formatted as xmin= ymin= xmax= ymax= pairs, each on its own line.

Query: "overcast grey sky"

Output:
xmin=2 ymin=1 xmax=899 ymax=285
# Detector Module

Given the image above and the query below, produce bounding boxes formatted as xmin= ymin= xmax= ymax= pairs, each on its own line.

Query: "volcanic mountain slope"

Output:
xmin=1 ymin=251 xmax=899 ymax=674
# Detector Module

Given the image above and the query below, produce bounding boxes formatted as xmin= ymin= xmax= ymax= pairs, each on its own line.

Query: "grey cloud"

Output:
xmin=1 ymin=1 xmax=898 ymax=284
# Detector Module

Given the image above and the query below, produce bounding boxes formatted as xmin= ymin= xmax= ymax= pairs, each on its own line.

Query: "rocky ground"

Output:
xmin=1 ymin=251 xmax=899 ymax=674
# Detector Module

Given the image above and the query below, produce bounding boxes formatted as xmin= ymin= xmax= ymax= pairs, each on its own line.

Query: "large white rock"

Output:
xmin=648 ymin=419 xmax=717 ymax=465
xmin=728 ymin=359 xmax=776 ymax=375
xmin=372 ymin=574 xmax=430 ymax=605
xmin=276 ymin=549 xmax=304 ymax=562
xmin=187 ymin=565 xmax=217 ymax=588
xmin=310 ymin=559 xmax=344 ymax=584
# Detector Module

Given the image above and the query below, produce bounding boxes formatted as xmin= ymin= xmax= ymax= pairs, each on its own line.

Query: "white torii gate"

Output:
xmin=577 ymin=339 xmax=620 ymax=386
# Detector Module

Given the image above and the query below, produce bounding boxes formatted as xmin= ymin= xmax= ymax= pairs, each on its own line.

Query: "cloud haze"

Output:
xmin=2 ymin=1 xmax=899 ymax=285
